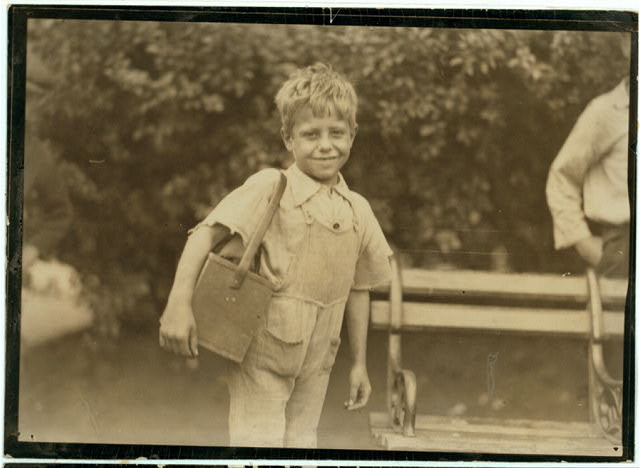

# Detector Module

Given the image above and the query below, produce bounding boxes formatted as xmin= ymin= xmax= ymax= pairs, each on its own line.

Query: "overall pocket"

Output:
xmin=257 ymin=298 xmax=304 ymax=377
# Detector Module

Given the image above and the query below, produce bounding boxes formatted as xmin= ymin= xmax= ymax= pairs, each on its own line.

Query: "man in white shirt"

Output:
xmin=546 ymin=77 xmax=630 ymax=278
xmin=546 ymin=37 xmax=631 ymax=383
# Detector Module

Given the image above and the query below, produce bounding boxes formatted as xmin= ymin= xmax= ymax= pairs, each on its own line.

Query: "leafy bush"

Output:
xmin=25 ymin=20 xmax=629 ymax=327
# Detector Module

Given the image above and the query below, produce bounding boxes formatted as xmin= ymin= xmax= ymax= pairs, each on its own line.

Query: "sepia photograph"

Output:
xmin=5 ymin=6 xmax=637 ymax=463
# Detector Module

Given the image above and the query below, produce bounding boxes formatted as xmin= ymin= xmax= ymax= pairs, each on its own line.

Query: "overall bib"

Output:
xmin=227 ymin=198 xmax=359 ymax=448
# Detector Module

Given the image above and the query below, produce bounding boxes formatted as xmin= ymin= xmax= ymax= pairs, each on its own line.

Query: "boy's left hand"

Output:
xmin=345 ymin=363 xmax=371 ymax=411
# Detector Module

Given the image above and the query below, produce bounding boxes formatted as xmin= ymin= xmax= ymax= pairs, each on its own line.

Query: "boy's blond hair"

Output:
xmin=275 ymin=63 xmax=358 ymax=136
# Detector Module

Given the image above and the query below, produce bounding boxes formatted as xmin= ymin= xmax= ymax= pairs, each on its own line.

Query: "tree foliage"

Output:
xmin=25 ymin=20 xmax=629 ymax=326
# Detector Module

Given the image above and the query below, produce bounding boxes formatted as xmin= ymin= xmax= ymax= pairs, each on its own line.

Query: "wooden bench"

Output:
xmin=369 ymin=256 xmax=628 ymax=456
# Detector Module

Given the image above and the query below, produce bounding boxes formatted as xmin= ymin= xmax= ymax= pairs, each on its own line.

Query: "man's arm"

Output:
xmin=546 ymin=100 xmax=606 ymax=264
xmin=345 ymin=288 xmax=372 ymax=411
xmin=159 ymin=225 xmax=229 ymax=357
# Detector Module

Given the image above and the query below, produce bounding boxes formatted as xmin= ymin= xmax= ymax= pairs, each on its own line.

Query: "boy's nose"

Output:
xmin=318 ymin=133 xmax=332 ymax=151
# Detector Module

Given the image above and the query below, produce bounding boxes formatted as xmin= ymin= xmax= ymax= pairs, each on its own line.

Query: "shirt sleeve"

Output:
xmin=352 ymin=199 xmax=393 ymax=290
xmin=546 ymin=99 xmax=608 ymax=250
xmin=191 ymin=168 xmax=281 ymax=245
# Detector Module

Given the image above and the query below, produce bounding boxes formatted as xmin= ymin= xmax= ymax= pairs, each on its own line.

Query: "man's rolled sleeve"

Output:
xmin=352 ymin=203 xmax=393 ymax=291
xmin=190 ymin=169 xmax=280 ymax=244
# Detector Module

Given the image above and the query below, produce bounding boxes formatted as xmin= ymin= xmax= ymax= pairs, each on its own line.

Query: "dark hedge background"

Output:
xmin=25 ymin=20 xmax=629 ymax=329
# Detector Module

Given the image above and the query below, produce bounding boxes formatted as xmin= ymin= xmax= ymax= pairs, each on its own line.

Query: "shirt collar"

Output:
xmin=612 ymin=78 xmax=629 ymax=110
xmin=285 ymin=163 xmax=352 ymax=206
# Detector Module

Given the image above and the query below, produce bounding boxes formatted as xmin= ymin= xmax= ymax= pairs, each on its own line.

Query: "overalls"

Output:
xmin=227 ymin=195 xmax=359 ymax=448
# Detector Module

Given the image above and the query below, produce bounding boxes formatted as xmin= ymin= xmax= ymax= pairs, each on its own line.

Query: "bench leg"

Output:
xmin=399 ymin=369 xmax=417 ymax=437
xmin=589 ymin=342 xmax=622 ymax=442
xmin=387 ymin=340 xmax=417 ymax=437
xmin=386 ymin=340 xmax=418 ymax=437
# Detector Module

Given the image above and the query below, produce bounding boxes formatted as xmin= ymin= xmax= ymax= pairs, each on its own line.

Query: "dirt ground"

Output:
xmin=17 ymin=318 xmax=590 ymax=450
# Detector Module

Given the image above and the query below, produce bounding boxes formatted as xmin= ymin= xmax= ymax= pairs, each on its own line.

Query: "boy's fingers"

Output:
xmin=345 ymin=383 xmax=358 ymax=410
xmin=171 ymin=336 xmax=185 ymax=356
xmin=160 ymin=328 xmax=194 ymax=357
xmin=189 ymin=328 xmax=199 ymax=357
xmin=346 ymin=381 xmax=371 ymax=410
xmin=178 ymin=335 xmax=192 ymax=356
xmin=158 ymin=329 xmax=164 ymax=347
xmin=359 ymin=386 xmax=371 ymax=407
xmin=349 ymin=400 xmax=366 ymax=410
xmin=348 ymin=391 xmax=368 ymax=410
xmin=162 ymin=333 xmax=170 ymax=351
xmin=167 ymin=336 xmax=179 ymax=355
xmin=159 ymin=326 xmax=173 ymax=352
xmin=160 ymin=329 xmax=172 ymax=351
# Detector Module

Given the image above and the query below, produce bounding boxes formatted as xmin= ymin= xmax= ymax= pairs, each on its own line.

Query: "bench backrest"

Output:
xmin=371 ymin=269 xmax=628 ymax=338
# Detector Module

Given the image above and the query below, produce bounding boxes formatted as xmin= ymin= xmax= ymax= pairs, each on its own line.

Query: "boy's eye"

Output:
xmin=302 ymin=131 xmax=318 ymax=138
xmin=331 ymin=129 xmax=346 ymax=137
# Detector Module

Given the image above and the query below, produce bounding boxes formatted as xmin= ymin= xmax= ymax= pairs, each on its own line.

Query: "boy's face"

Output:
xmin=282 ymin=106 xmax=357 ymax=186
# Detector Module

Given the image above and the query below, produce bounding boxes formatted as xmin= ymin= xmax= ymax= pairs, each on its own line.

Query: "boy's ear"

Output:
xmin=281 ymin=127 xmax=293 ymax=152
xmin=351 ymin=124 xmax=359 ymax=142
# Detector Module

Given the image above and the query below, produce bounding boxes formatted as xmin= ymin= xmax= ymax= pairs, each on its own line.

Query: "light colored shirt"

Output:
xmin=195 ymin=163 xmax=393 ymax=291
xmin=546 ymin=79 xmax=630 ymax=250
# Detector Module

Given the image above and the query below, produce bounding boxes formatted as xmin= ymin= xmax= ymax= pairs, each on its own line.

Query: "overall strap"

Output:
xmin=231 ymin=172 xmax=287 ymax=289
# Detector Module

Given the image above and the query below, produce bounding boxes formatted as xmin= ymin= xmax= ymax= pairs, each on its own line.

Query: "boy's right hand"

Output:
xmin=159 ymin=302 xmax=198 ymax=357
xmin=575 ymin=235 xmax=604 ymax=268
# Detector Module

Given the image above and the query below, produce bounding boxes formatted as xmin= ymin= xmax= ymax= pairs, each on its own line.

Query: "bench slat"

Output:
xmin=369 ymin=412 xmax=620 ymax=456
xmin=373 ymin=269 xmax=628 ymax=304
xmin=371 ymin=301 xmax=624 ymax=337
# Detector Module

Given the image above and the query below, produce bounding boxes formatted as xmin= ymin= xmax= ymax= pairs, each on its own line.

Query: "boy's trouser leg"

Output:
xmin=284 ymin=305 xmax=343 ymax=448
xmin=227 ymin=362 xmax=292 ymax=447
xmin=227 ymin=298 xmax=344 ymax=448
xmin=227 ymin=297 xmax=314 ymax=448
xmin=284 ymin=371 xmax=332 ymax=448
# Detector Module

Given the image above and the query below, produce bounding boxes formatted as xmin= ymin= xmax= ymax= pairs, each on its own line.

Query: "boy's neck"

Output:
xmin=320 ymin=176 xmax=339 ymax=188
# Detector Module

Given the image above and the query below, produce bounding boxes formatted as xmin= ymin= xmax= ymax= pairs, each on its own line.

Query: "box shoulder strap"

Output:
xmin=231 ymin=171 xmax=287 ymax=288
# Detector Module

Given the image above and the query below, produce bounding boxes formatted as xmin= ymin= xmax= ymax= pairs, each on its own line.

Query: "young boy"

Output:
xmin=159 ymin=63 xmax=393 ymax=448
